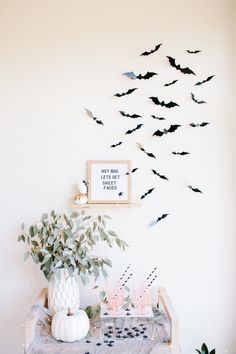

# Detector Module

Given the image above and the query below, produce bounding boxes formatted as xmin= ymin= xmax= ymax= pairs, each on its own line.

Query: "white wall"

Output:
xmin=0 ymin=0 xmax=235 ymax=353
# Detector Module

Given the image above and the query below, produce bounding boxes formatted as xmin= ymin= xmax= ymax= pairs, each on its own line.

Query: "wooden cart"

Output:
xmin=24 ymin=287 xmax=180 ymax=354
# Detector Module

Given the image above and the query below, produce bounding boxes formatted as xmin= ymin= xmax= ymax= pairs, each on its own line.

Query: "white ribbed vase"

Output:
xmin=48 ymin=269 xmax=80 ymax=315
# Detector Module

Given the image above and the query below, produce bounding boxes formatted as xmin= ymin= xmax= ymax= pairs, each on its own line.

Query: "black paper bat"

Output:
xmin=126 ymin=168 xmax=139 ymax=175
xmin=149 ymin=96 xmax=179 ymax=108
xmin=188 ymin=185 xmax=202 ymax=193
xmin=153 ymin=124 xmax=181 ymax=137
xmin=140 ymin=43 xmax=162 ymax=56
xmin=123 ymin=71 xmax=157 ymax=80
xmin=119 ymin=111 xmax=141 ymax=118
xmin=186 ymin=49 xmax=201 ymax=54
xmin=164 ymin=79 xmax=178 ymax=87
xmin=191 ymin=92 xmax=206 ymax=104
xmin=149 ymin=214 xmax=169 ymax=227
xmin=110 ymin=141 xmax=123 ymax=148
xmin=167 ymin=56 xmax=195 ymax=75
xmin=189 ymin=122 xmax=209 ymax=127
xmin=118 ymin=192 xmax=124 ymax=197
xmin=114 ymin=88 xmax=138 ymax=97
xmin=151 ymin=115 xmax=166 ymax=120
xmin=172 ymin=151 xmax=190 ymax=155
xmin=85 ymin=108 xmax=104 ymax=125
xmin=125 ymin=124 xmax=143 ymax=135
xmin=151 ymin=169 xmax=168 ymax=181
xmin=137 ymin=143 xmax=156 ymax=159
xmin=195 ymin=75 xmax=214 ymax=86
xmin=140 ymin=188 xmax=155 ymax=200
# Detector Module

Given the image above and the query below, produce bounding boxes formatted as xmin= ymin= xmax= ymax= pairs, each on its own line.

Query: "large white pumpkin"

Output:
xmin=51 ymin=308 xmax=90 ymax=342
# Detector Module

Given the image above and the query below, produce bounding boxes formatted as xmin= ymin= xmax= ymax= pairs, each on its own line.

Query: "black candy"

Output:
xmin=96 ymin=342 xmax=102 ymax=346
xmin=86 ymin=340 xmax=91 ymax=343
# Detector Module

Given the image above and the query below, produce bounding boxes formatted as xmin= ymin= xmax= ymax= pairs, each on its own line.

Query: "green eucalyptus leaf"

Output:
xmin=32 ymin=254 xmax=39 ymax=264
xmin=41 ymin=213 xmax=48 ymax=221
xmin=24 ymin=251 xmax=29 ymax=261
xmin=102 ymin=268 xmax=108 ymax=278
xmin=83 ymin=216 xmax=91 ymax=222
xmin=41 ymin=254 xmax=51 ymax=265
xmin=103 ymin=258 xmax=112 ymax=267
xmin=29 ymin=226 xmax=35 ymax=237
xmin=108 ymin=230 xmax=118 ymax=237
xmin=21 ymin=223 xmax=25 ymax=230
xmin=64 ymin=214 xmax=72 ymax=228
xmin=100 ymin=290 xmax=106 ymax=301
xmin=18 ymin=234 xmax=25 ymax=242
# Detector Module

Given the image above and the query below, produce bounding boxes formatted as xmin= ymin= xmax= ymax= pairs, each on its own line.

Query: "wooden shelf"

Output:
xmin=70 ymin=202 xmax=142 ymax=209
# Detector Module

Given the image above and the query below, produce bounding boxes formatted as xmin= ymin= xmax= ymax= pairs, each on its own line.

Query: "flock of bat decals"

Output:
xmin=85 ymin=43 xmax=214 ymax=226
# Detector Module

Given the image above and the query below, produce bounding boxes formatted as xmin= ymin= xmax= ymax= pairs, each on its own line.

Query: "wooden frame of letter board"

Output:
xmin=87 ymin=160 xmax=131 ymax=204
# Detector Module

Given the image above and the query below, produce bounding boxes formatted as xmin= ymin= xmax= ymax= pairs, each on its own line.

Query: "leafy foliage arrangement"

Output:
xmin=18 ymin=210 xmax=128 ymax=282
xmin=196 ymin=343 xmax=215 ymax=354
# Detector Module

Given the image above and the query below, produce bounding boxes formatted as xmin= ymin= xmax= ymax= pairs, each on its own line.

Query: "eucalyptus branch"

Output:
xmin=18 ymin=210 xmax=128 ymax=281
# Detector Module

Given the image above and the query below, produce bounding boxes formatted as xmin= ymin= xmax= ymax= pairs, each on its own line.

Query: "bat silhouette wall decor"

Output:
xmin=188 ymin=186 xmax=203 ymax=194
xmin=119 ymin=111 xmax=141 ymax=118
xmin=85 ymin=108 xmax=104 ymax=125
xmin=140 ymin=43 xmax=162 ymax=56
xmin=167 ymin=56 xmax=196 ymax=75
xmin=164 ymin=79 xmax=178 ymax=87
xmin=191 ymin=92 xmax=207 ymax=104
xmin=110 ymin=141 xmax=123 ymax=148
xmin=172 ymin=151 xmax=190 ymax=156
xmin=125 ymin=124 xmax=143 ymax=135
xmin=140 ymin=188 xmax=155 ymax=200
xmin=189 ymin=122 xmax=209 ymax=128
xmin=81 ymin=42 xmax=214 ymax=227
xmin=137 ymin=143 xmax=156 ymax=159
xmin=153 ymin=124 xmax=181 ymax=137
xmin=114 ymin=88 xmax=138 ymax=97
xmin=151 ymin=115 xmax=166 ymax=120
xmin=149 ymin=96 xmax=179 ymax=108
xmin=123 ymin=71 xmax=158 ymax=80
xmin=195 ymin=75 xmax=214 ymax=86
xmin=149 ymin=214 xmax=169 ymax=227
xmin=186 ymin=49 xmax=201 ymax=54
xmin=151 ymin=169 xmax=169 ymax=181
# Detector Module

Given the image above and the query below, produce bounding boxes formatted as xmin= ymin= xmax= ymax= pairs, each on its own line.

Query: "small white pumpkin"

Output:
xmin=51 ymin=308 xmax=90 ymax=342
xmin=77 ymin=180 xmax=88 ymax=195
xmin=73 ymin=193 xmax=88 ymax=205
